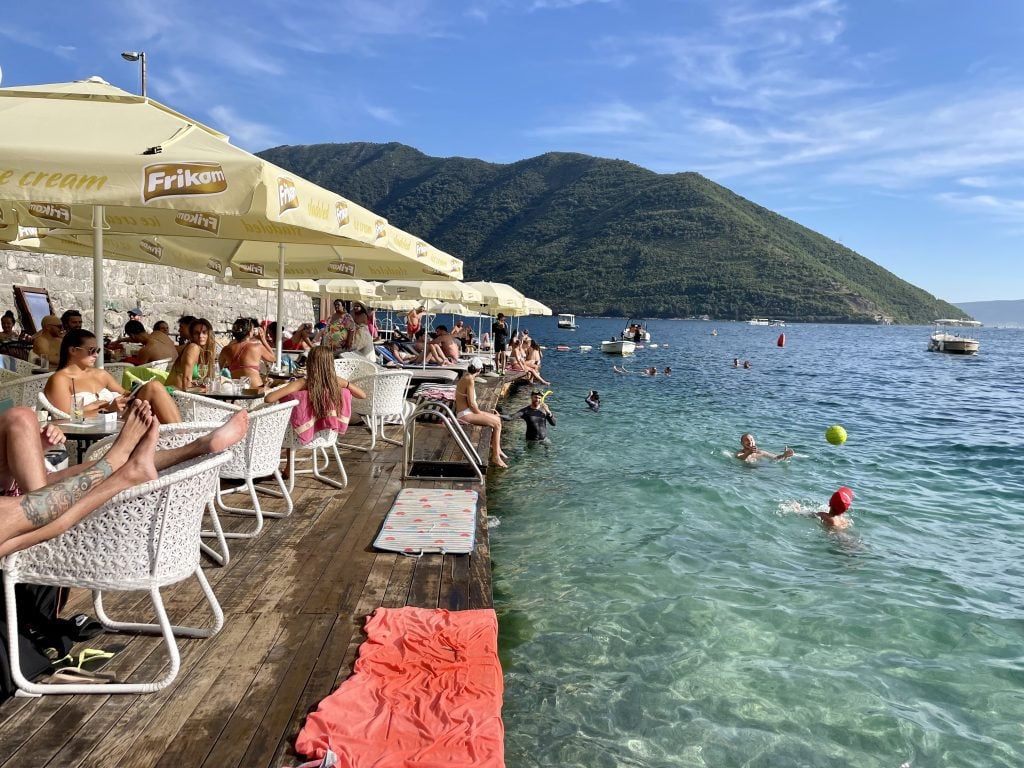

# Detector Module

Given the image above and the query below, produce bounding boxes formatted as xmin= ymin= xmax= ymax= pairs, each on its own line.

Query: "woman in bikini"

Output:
xmin=453 ymin=359 xmax=508 ymax=468
xmin=166 ymin=318 xmax=216 ymax=390
xmin=44 ymin=329 xmax=181 ymax=423
xmin=218 ymin=317 xmax=276 ymax=388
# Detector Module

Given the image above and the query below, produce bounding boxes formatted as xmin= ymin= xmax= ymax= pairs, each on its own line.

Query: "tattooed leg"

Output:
xmin=18 ymin=460 xmax=114 ymax=528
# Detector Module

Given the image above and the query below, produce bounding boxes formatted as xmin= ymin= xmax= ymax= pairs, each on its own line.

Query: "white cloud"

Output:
xmin=367 ymin=104 xmax=401 ymax=124
xmin=208 ymin=105 xmax=281 ymax=150
xmin=529 ymin=102 xmax=649 ymax=137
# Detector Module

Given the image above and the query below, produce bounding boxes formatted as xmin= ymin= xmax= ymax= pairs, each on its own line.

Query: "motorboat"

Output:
xmin=748 ymin=318 xmax=770 ymax=326
xmin=928 ymin=319 xmax=981 ymax=355
xmin=601 ymin=339 xmax=636 ymax=355
xmin=557 ymin=313 xmax=577 ymax=330
xmin=622 ymin=320 xmax=650 ymax=342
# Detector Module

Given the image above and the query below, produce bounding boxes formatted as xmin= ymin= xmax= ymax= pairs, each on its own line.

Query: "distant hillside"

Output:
xmin=260 ymin=142 xmax=965 ymax=323
xmin=955 ymin=299 xmax=1024 ymax=327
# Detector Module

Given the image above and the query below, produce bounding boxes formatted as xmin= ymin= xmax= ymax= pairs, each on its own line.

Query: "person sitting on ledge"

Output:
xmin=454 ymin=358 xmax=508 ymax=468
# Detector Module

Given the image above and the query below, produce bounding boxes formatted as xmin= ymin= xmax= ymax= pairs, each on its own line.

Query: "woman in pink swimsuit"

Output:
xmin=218 ymin=318 xmax=276 ymax=388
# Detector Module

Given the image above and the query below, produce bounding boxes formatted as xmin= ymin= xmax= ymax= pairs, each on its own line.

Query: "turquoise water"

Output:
xmin=488 ymin=319 xmax=1024 ymax=768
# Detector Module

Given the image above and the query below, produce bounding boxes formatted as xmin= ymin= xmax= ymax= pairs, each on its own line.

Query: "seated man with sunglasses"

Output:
xmin=43 ymin=329 xmax=182 ymax=424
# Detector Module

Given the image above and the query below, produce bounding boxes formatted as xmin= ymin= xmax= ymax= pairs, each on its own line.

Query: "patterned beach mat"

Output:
xmin=373 ymin=488 xmax=479 ymax=555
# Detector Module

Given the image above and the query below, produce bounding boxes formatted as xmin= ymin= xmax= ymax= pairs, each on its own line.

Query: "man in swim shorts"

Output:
xmin=735 ymin=433 xmax=794 ymax=462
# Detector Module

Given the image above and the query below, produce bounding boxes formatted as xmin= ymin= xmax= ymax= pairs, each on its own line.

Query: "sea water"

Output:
xmin=487 ymin=319 xmax=1024 ymax=768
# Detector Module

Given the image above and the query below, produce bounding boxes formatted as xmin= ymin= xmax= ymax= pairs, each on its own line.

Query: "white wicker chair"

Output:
xmin=85 ymin=423 xmax=233 ymax=566
xmin=0 ymin=368 xmax=23 ymax=385
xmin=37 ymin=391 xmax=71 ymax=420
xmin=2 ymin=451 xmax=230 ymax=695
xmin=281 ymin=427 xmax=347 ymax=493
xmin=0 ymin=373 xmax=51 ymax=409
xmin=171 ymin=389 xmax=241 ymax=422
xmin=102 ymin=362 xmax=133 ymax=387
xmin=334 ymin=355 xmax=378 ymax=381
xmin=0 ymin=354 xmax=36 ymax=376
xmin=214 ymin=400 xmax=297 ymax=539
xmin=146 ymin=357 xmax=173 ymax=372
xmin=344 ymin=370 xmax=413 ymax=451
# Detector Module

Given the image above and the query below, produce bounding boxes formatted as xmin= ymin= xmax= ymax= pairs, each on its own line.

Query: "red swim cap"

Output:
xmin=829 ymin=487 xmax=853 ymax=515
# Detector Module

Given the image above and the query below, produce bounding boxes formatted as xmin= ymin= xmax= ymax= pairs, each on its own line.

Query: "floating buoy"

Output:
xmin=825 ymin=425 xmax=847 ymax=445
xmin=777 ymin=333 xmax=786 ymax=347
xmin=556 ymin=345 xmax=571 ymax=351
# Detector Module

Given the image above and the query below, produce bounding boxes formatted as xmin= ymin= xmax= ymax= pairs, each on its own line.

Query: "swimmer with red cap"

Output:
xmin=818 ymin=487 xmax=853 ymax=529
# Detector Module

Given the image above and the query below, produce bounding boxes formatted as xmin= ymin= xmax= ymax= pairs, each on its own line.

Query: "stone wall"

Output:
xmin=0 ymin=249 xmax=315 ymax=337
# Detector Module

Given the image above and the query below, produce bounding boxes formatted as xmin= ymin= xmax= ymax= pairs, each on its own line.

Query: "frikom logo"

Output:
xmin=374 ymin=219 xmax=387 ymax=239
xmin=335 ymin=202 xmax=350 ymax=228
xmin=175 ymin=210 xmax=221 ymax=235
xmin=206 ymin=259 xmax=223 ymax=274
xmin=237 ymin=262 xmax=265 ymax=276
xmin=140 ymin=239 xmax=163 ymax=261
xmin=327 ymin=261 xmax=356 ymax=276
xmin=143 ymin=163 xmax=227 ymax=202
xmin=278 ymin=177 xmax=299 ymax=214
xmin=28 ymin=202 xmax=71 ymax=225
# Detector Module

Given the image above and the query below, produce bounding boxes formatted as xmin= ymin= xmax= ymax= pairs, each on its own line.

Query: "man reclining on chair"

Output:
xmin=0 ymin=401 xmax=248 ymax=557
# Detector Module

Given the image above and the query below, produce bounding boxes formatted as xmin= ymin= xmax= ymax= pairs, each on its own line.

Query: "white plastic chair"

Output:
xmin=281 ymin=427 xmax=348 ymax=492
xmin=85 ymin=422 xmax=233 ymax=566
xmin=0 ymin=354 xmax=36 ymax=376
xmin=2 ymin=451 xmax=230 ymax=695
xmin=214 ymin=400 xmax=297 ymax=539
xmin=344 ymin=370 xmax=413 ymax=451
xmin=0 ymin=373 xmax=51 ymax=409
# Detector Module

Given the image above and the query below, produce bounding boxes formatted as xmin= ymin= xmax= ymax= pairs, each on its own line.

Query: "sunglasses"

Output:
xmin=75 ymin=345 xmax=102 ymax=355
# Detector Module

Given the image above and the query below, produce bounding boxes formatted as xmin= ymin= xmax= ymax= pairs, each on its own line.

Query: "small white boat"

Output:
xmin=622 ymin=320 xmax=650 ymax=342
xmin=601 ymin=339 xmax=636 ymax=355
xmin=748 ymin=318 xmax=771 ymax=326
xmin=557 ymin=313 xmax=577 ymax=330
xmin=579 ymin=345 xmax=592 ymax=352
xmin=928 ymin=319 xmax=981 ymax=355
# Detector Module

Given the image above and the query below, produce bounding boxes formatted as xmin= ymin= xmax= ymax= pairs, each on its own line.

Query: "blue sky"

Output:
xmin=1 ymin=0 xmax=1022 ymax=302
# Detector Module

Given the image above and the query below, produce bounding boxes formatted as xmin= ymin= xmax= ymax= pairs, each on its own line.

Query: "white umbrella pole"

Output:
xmin=93 ymin=205 xmax=104 ymax=367
xmin=275 ymin=243 xmax=285 ymax=368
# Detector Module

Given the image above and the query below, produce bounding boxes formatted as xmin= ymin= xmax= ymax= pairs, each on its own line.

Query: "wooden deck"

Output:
xmin=0 ymin=374 xmax=519 ymax=768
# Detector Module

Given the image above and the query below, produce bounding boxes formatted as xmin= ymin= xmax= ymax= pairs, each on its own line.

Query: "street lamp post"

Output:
xmin=120 ymin=51 xmax=147 ymax=97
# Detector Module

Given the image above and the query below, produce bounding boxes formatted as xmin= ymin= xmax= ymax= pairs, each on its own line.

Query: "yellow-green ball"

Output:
xmin=825 ymin=425 xmax=847 ymax=445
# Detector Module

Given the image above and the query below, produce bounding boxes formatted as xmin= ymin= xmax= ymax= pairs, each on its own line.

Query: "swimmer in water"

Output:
xmin=585 ymin=390 xmax=600 ymax=411
xmin=818 ymin=487 xmax=853 ymax=529
xmin=612 ymin=365 xmax=630 ymax=374
xmin=735 ymin=433 xmax=794 ymax=462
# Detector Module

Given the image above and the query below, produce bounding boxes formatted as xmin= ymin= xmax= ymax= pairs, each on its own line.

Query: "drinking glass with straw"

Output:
xmin=70 ymin=379 xmax=85 ymax=423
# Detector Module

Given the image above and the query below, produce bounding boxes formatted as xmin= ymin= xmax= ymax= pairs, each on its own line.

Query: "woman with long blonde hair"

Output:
xmin=264 ymin=347 xmax=366 ymax=441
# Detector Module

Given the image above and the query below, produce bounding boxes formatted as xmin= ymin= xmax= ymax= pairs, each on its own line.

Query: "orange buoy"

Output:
xmin=777 ymin=333 xmax=786 ymax=347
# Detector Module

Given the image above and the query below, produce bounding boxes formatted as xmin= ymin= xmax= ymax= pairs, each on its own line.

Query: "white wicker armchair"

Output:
xmin=344 ymin=370 xmax=413 ymax=451
xmin=171 ymin=389 xmax=241 ymax=422
xmin=214 ymin=400 xmax=297 ymax=539
xmin=37 ymin=390 xmax=71 ymax=420
xmin=2 ymin=451 xmax=230 ymax=696
xmin=85 ymin=422 xmax=233 ymax=566
xmin=334 ymin=355 xmax=378 ymax=381
xmin=0 ymin=354 xmax=35 ymax=376
xmin=0 ymin=373 xmax=51 ymax=409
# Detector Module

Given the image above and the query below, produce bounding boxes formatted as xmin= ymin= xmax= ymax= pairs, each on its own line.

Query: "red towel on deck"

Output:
xmin=295 ymin=607 xmax=504 ymax=768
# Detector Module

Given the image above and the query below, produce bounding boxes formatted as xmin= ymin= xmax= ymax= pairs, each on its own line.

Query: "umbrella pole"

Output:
xmin=93 ymin=205 xmax=104 ymax=367
xmin=275 ymin=243 xmax=285 ymax=369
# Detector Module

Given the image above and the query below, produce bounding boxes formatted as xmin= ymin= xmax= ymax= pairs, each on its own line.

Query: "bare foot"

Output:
xmin=202 ymin=410 xmax=249 ymax=454
xmin=117 ymin=415 xmax=160 ymax=487
xmin=103 ymin=401 xmax=154 ymax=470
xmin=492 ymin=456 xmax=509 ymax=468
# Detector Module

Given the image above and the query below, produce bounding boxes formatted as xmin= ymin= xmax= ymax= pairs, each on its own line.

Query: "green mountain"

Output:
xmin=259 ymin=142 xmax=966 ymax=323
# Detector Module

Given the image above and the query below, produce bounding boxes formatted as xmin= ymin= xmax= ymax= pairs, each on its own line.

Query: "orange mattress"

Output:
xmin=295 ymin=606 xmax=505 ymax=767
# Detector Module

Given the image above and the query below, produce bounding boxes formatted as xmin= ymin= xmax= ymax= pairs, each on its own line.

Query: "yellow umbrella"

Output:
xmin=0 ymin=78 xmax=461 ymax=361
xmin=464 ymin=281 xmax=529 ymax=314
xmin=378 ymin=280 xmax=483 ymax=303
